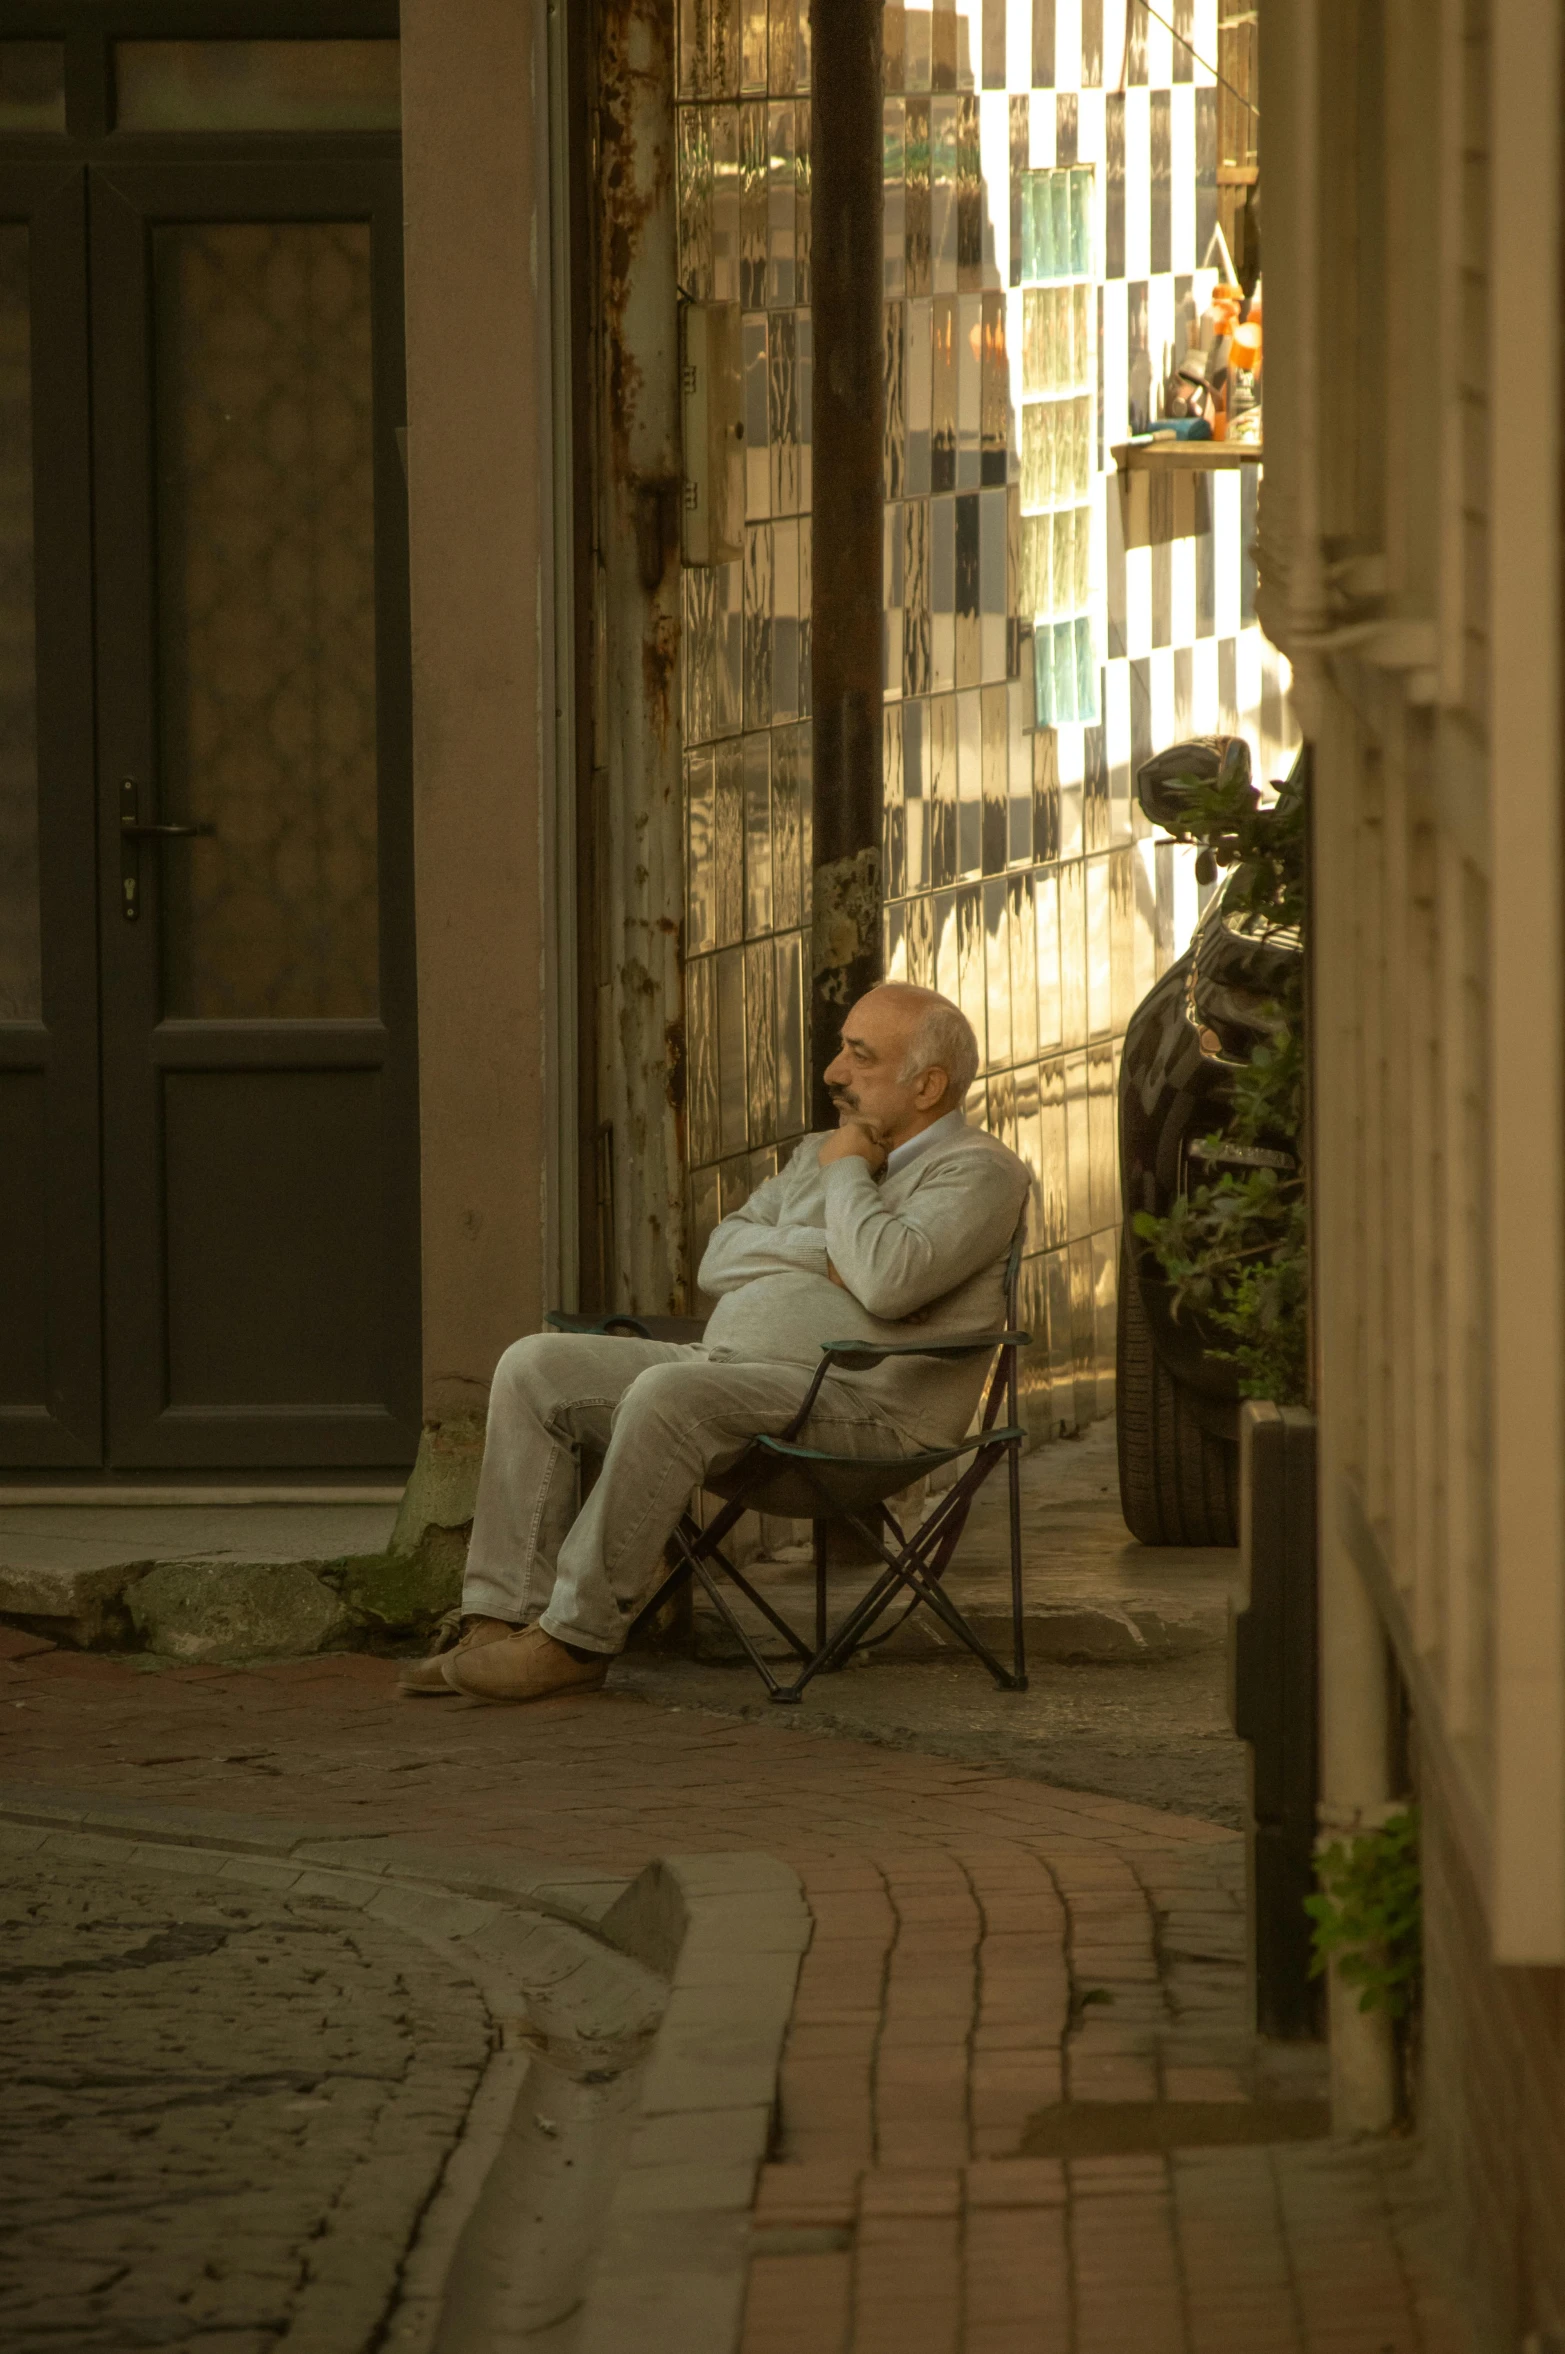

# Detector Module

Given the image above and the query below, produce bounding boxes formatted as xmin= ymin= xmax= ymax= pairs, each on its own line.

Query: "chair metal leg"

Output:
xmin=1007 ymin=1433 xmax=1028 ymax=1691
xmin=1004 ymin=1330 xmax=1029 ymax=1692
xmin=782 ymin=1464 xmax=1026 ymax=1696
xmin=625 ymin=1501 xmax=762 ymax=1648
xmin=626 ymin=1557 xmax=692 ymax=1645
xmin=787 ymin=1488 xmax=969 ymax=1687
xmin=838 ymin=1513 xmax=1021 ymax=1690
xmin=787 ymin=1499 xmax=964 ymax=1691
xmin=652 ymin=1513 xmax=814 ymax=1698
xmin=703 ymin=1541 xmax=814 ymax=1661
xmin=814 ymin=1520 xmax=828 ymax=1654
xmin=788 ymin=1560 xmax=905 ymax=1693
xmin=685 ymin=1556 xmax=794 ymax=1699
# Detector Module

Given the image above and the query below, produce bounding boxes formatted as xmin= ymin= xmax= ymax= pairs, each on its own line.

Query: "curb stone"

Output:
xmin=582 ymin=1854 xmax=811 ymax=2353
xmin=689 ymin=1594 xmax=1215 ymax=1666
xmin=0 ymin=1544 xmax=460 ymax=1658
xmin=0 ymin=1790 xmax=806 ymax=2352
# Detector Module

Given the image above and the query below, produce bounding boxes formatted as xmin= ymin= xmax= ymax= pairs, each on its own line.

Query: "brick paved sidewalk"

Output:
xmin=1 ymin=1634 xmax=1467 ymax=2353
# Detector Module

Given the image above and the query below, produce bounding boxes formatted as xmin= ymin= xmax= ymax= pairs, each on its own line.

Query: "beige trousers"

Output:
xmin=460 ymin=1332 xmax=916 ymax=1653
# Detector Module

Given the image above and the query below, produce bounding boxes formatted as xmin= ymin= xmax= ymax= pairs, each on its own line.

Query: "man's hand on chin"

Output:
xmin=818 ymin=1119 xmax=888 ymax=1174
xmin=821 ymin=1119 xmax=884 ymax=1295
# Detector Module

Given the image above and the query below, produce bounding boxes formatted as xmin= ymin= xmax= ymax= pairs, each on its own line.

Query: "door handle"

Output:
xmin=119 ymin=777 xmax=214 ymax=920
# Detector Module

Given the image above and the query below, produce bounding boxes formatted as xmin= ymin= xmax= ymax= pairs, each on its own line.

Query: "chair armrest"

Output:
xmin=817 ymin=1329 xmax=1031 ymax=1369
xmin=778 ymin=1328 xmax=1030 ymax=1443
xmin=546 ymin=1310 xmax=709 ymax=1344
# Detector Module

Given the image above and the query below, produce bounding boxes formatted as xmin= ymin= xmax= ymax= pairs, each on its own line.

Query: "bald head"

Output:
xmin=873 ymin=983 xmax=981 ymax=1100
xmin=821 ymin=983 xmax=980 ymax=1149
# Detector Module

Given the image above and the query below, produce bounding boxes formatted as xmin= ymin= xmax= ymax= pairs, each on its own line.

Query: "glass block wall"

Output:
xmin=1019 ymin=165 xmax=1099 ymax=725
xmin=678 ymin=2 xmax=816 ymax=1280
xmin=678 ymin=0 xmax=1297 ymax=1438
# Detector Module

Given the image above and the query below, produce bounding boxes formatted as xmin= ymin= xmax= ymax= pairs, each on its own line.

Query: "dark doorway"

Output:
xmin=0 ymin=15 xmax=418 ymax=1473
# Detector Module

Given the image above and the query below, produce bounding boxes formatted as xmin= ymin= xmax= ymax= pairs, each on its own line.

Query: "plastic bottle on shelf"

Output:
xmin=1227 ymin=280 xmax=1262 ymax=443
xmin=1199 ymin=281 xmax=1242 ymax=439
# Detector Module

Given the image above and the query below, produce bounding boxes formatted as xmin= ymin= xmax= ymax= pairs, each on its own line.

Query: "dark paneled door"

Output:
xmin=0 ymin=148 xmax=419 ymax=1470
xmin=93 ymin=161 xmax=419 ymax=1467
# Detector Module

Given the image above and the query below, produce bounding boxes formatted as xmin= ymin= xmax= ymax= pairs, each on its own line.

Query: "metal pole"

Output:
xmin=1007 ymin=1355 xmax=1027 ymax=1692
xmin=809 ymin=0 xmax=884 ymax=1127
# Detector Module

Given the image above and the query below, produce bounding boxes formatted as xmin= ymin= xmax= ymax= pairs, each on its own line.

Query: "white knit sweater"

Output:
xmin=697 ymin=1119 xmax=1031 ymax=1445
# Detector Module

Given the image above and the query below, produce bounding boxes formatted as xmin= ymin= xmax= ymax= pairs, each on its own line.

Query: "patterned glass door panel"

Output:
xmin=152 ymin=222 xmax=379 ymax=1020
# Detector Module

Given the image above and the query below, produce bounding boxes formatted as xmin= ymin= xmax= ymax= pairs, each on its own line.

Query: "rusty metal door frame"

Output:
xmin=582 ymin=0 xmax=686 ymax=1317
xmin=539 ymin=0 xmax=585 ymax=1312
xmin=809 ymin=0 xmax=885 ymax=1121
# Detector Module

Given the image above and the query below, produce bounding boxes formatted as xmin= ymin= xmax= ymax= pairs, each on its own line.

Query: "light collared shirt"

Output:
xmin=884 ymin=1106 xmax=967 ymax=1179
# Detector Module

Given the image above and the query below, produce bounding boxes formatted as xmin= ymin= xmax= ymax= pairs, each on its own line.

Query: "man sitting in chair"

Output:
xmin=399 ymin=982 xmax=1031 ymax=1704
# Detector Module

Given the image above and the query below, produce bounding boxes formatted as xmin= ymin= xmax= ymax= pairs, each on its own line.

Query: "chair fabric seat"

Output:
xmin=707 ymin=1428 xmax=1027 ymax=1522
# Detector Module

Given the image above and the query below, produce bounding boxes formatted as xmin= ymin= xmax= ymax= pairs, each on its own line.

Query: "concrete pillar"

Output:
xmin=394 ymin=0 xmax=557 ymax=1544
xmin=1318 ymin=1542 xmax=1399 ymax=2129
xmin=1308 ymin=673 xmax=1398 ymax=2135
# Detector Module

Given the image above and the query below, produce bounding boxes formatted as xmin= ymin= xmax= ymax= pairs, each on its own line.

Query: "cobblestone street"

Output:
xmin=0 ymin=1625 xmax=1468 ymax=2352
xmin=0 ymin=1841 xmax=490 ymax=2354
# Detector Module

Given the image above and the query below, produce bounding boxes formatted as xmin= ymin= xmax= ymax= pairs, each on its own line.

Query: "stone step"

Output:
xmin=0 ymin=1499 xmax=461 ymax=1662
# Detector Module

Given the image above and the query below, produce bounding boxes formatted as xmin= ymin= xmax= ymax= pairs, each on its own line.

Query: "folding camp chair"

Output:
xmin=549 ymin=1228 xmax=1031 ymax=1704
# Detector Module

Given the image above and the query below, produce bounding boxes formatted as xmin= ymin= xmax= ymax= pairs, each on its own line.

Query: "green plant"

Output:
xmin=1304 ymin=1809 xmax=1423 ymax=2018
xmin=1131 ymin=763 xmax=1309 ymax=1402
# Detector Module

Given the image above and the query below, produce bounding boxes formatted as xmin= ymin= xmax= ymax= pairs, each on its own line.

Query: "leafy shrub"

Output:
xmin=1304 ymin=1809 xmax=1423 ymax=2019
xmin=1132 ymin=765 xmax=1308 ymax=1402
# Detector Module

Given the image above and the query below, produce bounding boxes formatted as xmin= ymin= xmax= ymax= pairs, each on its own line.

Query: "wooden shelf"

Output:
xmin=1112 ymin=439 xmax=1264 ymax=473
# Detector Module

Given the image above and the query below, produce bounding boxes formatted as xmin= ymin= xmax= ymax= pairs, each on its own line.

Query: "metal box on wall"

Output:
xmin=680 ymin=300 xmax=742 ymax=567
xmin=1231 ymin=1399 xmax=1323 ymax=2040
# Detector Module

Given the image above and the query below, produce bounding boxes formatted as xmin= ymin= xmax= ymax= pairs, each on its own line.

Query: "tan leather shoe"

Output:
xmin=397 ymin=1615 xmax=517 ymax=1697
xmin=441 ymin=1623 xmax=609 ymax=1704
